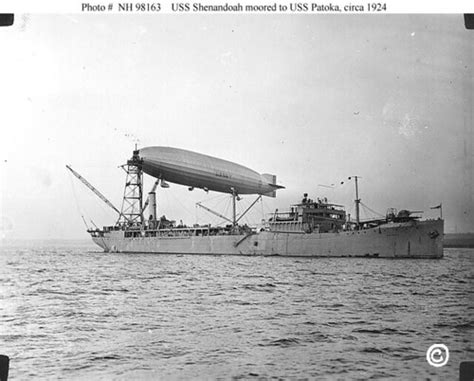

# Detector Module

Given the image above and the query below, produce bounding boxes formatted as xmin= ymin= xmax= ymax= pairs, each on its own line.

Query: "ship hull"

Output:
xmin=91 ymin=219 xmax=444 ymax=259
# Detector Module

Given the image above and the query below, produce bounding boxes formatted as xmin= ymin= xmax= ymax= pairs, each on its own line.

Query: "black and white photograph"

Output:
xmin=0 ymin=7 xmax=473 ymax=380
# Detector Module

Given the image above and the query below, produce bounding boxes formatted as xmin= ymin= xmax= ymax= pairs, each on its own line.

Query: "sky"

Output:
xmin=0 ymin=14 xmax=473 ymax=239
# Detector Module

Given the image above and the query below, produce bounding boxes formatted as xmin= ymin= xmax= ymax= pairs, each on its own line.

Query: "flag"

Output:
xmin=430 ymin=204 xmax=442 ymax=209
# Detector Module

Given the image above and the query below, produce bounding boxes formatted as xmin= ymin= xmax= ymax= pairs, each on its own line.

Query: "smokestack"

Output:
xmin=148 ymin=192 xmax=157 ymax=221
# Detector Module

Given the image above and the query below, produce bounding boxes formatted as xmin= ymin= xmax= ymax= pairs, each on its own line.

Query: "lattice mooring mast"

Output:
xmin=117 ymin=149 xmax=144 ymax=227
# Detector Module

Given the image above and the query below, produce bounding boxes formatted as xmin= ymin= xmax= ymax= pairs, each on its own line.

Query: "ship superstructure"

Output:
xmin=67 ymin=147 xmax=444 ymax=258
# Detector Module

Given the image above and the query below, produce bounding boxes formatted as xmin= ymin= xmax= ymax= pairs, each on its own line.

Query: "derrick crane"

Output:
xmin=196 ymin=201 xmax=233 ymax=224
xmin=66 ymin=165 xmax=121 ymax=217
xmin=196 ymin=194 xmax=262 ymax=227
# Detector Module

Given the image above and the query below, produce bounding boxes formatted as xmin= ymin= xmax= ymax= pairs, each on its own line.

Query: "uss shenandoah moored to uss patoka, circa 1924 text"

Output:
xmin=67 ymin=146 xmax=444 ymax=258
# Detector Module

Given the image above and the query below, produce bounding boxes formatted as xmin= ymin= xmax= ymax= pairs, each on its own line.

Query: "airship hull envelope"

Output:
xmin=139 ymin=146 xmax=284 ymax=197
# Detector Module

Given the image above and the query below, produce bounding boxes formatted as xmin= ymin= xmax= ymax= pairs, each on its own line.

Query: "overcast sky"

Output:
xmin=0 ymin=14 xmax=472 ymax=239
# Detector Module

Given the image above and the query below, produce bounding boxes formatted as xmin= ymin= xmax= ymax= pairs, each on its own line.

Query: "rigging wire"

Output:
xmin=261 ymin=197 xmax=276 ymax=220
xmin=223 ymin=196 xmax=231 ymax=223
xmin=197 ymin=192 xmax=229 ymax=204
xmin=194 ymin=193 xmax=269 ymax=227
xmin=360 ymin=201 xmax=385 ymax=218
xmin=68 ymin=171 xmax=90 ymax=230
xmin=163 ymin=188 xmax=195 ymax=217
xmin=195 ymin=193 xmax=231 ymax=226
xmin=237 ymin=196 xmax=265 ymax=227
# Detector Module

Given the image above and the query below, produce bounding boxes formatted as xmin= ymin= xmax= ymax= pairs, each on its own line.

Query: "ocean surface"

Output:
xmin=0 ymin=241 xmax=473 ymax=380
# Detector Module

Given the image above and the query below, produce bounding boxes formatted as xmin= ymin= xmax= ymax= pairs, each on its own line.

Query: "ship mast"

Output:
xmin=231 ymin=187 xmax=237 ymax=227
xmin=348 ymin=176 xmax=361 ymax=229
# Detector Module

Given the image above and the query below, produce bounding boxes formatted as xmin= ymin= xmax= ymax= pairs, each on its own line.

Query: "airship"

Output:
xmin=139 ymin=146 xmax=284 ymax=197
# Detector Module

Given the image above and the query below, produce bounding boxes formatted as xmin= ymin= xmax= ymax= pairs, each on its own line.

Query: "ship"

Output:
xmin=67 ymin=147 xmax=444 ymax=258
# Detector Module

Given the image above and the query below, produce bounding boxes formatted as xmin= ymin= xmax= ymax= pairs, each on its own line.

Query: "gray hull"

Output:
xmin=92 ymin=219 xmax=444 ymax=259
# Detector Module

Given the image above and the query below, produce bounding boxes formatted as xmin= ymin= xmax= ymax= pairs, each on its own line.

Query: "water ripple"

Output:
xmin=0 ymin=243 xmax=472 ymax=379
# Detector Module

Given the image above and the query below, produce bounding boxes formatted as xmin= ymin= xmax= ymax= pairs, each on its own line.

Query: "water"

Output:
xmin=1 ymin=241 xmax=473 ymax=380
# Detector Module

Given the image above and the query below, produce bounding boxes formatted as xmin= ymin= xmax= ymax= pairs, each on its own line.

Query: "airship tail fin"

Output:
xmin=262 ymin=173 xmax=285 ymax=198
xmin=262 ymin=173 xmax=277 ymax=185
xmin=264 ymin=190 xmax=277 ymax=198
